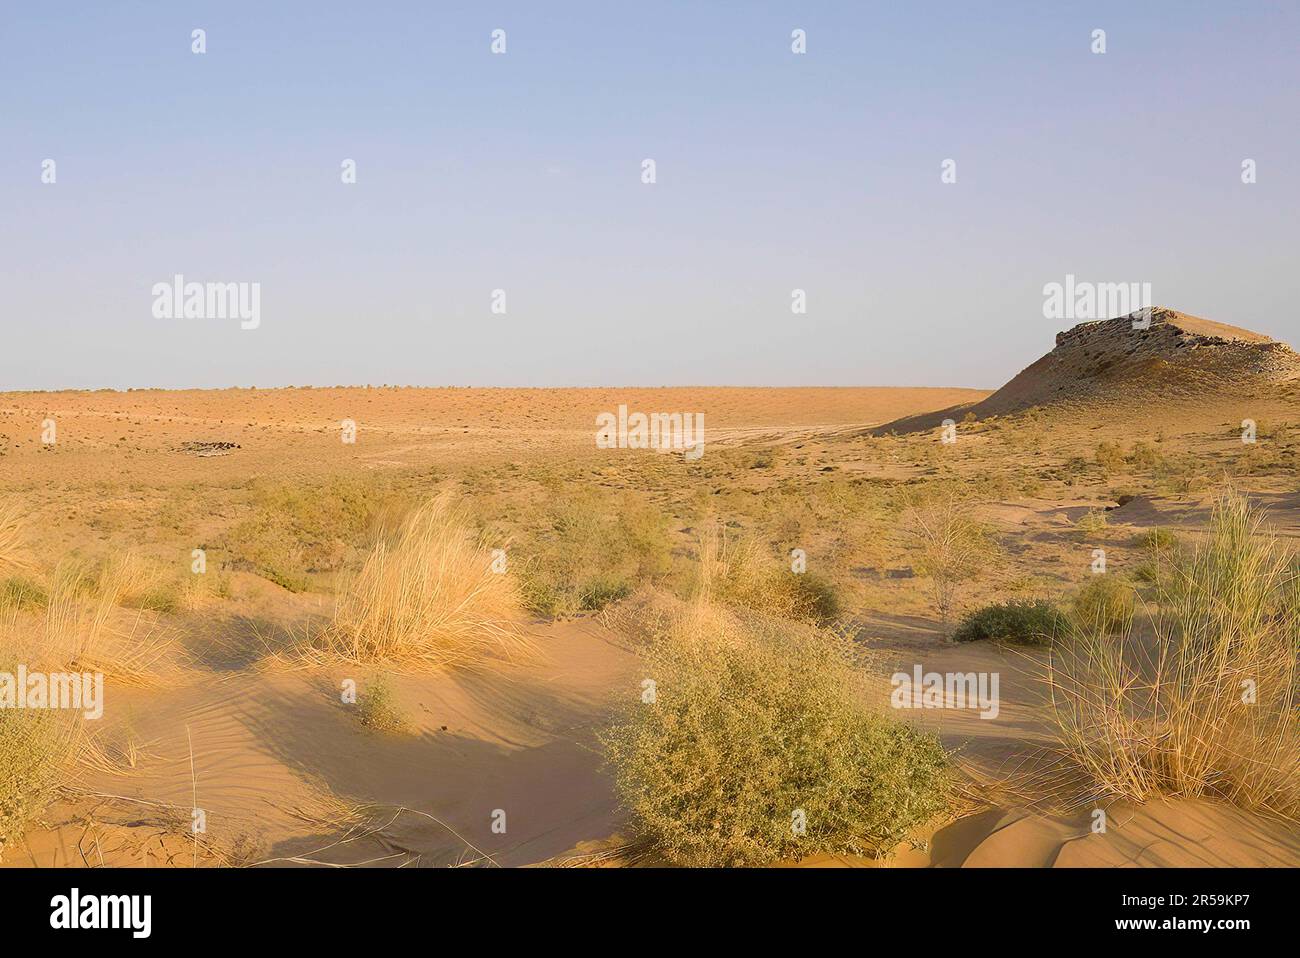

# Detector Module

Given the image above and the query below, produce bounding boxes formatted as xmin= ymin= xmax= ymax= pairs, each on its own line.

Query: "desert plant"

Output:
xmin=516 ymin=489 xmax=672 ymax=617
xmin=36 ymin=557 xmax=174 ymax=678
xmin=1095 ymin=441 xmax=1126 ymax=474
xmin=355 ymin=675 xmax=410 ymax=733
xmin=604 ymin=603 xmax=950 ymax=866
xmin=697 ymin=526 xmax=840 ymax=624
xmin=0 ymin=576 xmax=48 ymax=613
xmin=900 ymin=487 xmax=992 ymax=634
xmin=1132 ymin=527 xmax=1180 ymax=553
xmin=952 ymin=600 xmax=1067 ymax=646
xmin=0 ymin=501 xmax=36 ymax=578
xmin=1070 ymin=574 xmax=1135 ymax=634
xmin=312 ymin=496 xmax=529 ymax=668
xmin=1046 ymin=490 xmax=1300 ymax=817
xmin=1072 ymin=509 xmax=1109 ymax=540
xmin=0 ymin=703 xmax=74 ymax=861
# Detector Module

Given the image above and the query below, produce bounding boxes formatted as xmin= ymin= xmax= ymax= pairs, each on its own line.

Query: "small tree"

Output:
xmin=901 ymin=487 xmax=991 ymax=636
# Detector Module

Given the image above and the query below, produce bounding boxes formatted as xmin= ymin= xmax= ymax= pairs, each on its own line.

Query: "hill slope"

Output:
xmin=877 ymin=307 xmax=1299 ymax=433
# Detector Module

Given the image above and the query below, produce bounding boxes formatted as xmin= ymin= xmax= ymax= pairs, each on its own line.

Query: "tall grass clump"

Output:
xmin=1047 ymin=491 xmax=1300 ymax=818
xmin=0 ymin=501 xmax=36 ymax=577
xmin=604 ymin=603 xmax=950 ymax=866
xmin=314 ymin=496 xmax=529 ymax=668
xmin=39 ymin=556 xmax=173 ymax=678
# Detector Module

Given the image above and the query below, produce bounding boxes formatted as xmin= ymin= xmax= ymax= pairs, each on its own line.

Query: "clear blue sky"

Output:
xmin=2 ymin=1 xmax=1296 ymax=390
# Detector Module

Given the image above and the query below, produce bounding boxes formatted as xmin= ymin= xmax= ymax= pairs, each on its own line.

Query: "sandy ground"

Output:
xmin=2 ymin=379 xmax=1298 ymax=868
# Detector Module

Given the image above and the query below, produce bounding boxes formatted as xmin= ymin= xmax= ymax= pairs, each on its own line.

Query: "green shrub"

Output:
xmin=0 ymin=576 xmax=48 ymax=613
xmin=1132 ymin=527 xmax=1180 ymax=552
xmin=0 ymin=694 xmax=72 ymax=860
xmin=517 ymin=490 xmax=672 ymax=617
xmin=355 ymin=676 xmax=409 ymax=733
xmin=952 ymin=600 xmax=1067 ymax=646
xmin=220 ymin=476 xmax=402 ymax=593
xmin=604 ymin=605 xmax=950 ymax=866
xmin=1071 ymin=575 xmax=1135 ymax=633
xmin=698 ymin=530 xmax=841 ymax=624
xmin=1073 ymin=509 xmax=1109 ymax=540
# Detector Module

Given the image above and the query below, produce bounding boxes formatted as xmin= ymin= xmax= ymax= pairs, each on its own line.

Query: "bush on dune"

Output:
xmin=604 ymin=603 xmax=949 ymax=866
xmin=1070 ymin=574 xmax=1135 ymax=634
xmin=312 ymin=496 xmax=530 ymax=669
xmin=697 ymin=526 xmax=841 ymax=625
xmin=0 ymin=700 xmax=75 ymax=861
xmin=1047 ymin=491 xmax=1300 ymax=818
xmin=952 ymin=600 xmax=1067 ymax=646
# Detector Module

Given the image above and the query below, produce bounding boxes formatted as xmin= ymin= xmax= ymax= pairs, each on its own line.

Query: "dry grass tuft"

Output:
xmin=40 ymin=557 xmax=174 ymax=679
xmin=0 ymin=500 xmax=37 ymax=577
xmin=1046 ymin=490 xmax=1300 ymax=819
xmin=309 ymin=496 xmax=530 ymax=669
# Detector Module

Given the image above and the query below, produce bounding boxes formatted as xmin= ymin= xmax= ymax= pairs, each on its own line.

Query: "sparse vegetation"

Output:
xmin=514 ymin=489 xmax=672 ymax=618
xmin=0 ymin=576 xmax=48 ymax=613
xmin=604 ymin=602 xmax=950 ymax=866
xmin=220 ymin=476 xmax=404 ymax=593
xmin=1070 ymin=574 xmax=1135 ymax=634
xmin=1048 ymin=491 xmax=1300 ymax=817
xmin=1072 ymin=509 xmax=1109 ymax=540
xmin=1132 ymin=527 xmax=1180 ymax=553
xmin=0 ymin=701 xmax=74 ymax=861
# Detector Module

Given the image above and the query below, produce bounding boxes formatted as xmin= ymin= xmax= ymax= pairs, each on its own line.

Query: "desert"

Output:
xmin=2 ymin=306 xmax=1297 ymax=871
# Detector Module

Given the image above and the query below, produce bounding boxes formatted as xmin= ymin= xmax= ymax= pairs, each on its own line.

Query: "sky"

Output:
xmin=2 ymin=1 xmax=1297 ymax=390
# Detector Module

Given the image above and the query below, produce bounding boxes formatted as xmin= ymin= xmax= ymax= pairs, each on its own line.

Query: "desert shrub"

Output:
xmin=1070 ymin=574 xmax=1135 ymax=634
xmin=1047 ymin=491 xmax=1300 ymax=816
xmin=312 ymin=496 xmax=529 ymax=668
xmin=604 ymin=604 xmax=949 ymax=866
xmin=355 ymin=675 xmax=410 ymax=733
xmin=1126 ymin=441 xmax=1164 ymax=472
xmin=952 ymin=600 xmax=1067 ymax=646
xmin=1095 ymin=441 xmax=1126 ymax=474
xmin=1072 ymin=509 xmax=1109 ymax=540
xmin=0 ymin=703 xmax=73 ymax=861
xmin=516 ymin=490 xmax=672 ymax=617
xmin=1132 ymin=527 xmax=1180 ymax=553
xmin=697 ymin=528 xmax=841 ymax=624
xmin=221 ymin=476 xmax=402 ymax=592
xmin=900 ymin=487 xmax=993 ymax=634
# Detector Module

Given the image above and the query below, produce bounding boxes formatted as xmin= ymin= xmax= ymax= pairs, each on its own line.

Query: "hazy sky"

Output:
xmin=3 ymin=1 xmax=1297 ymax=390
